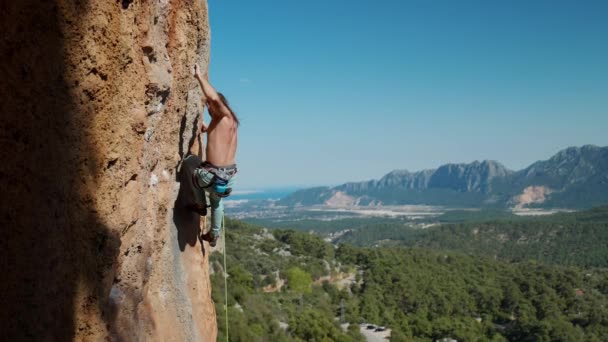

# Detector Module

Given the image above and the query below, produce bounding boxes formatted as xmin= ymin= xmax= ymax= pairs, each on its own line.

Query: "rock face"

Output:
xmin=1 ymin=0 xmax=216 ymax=340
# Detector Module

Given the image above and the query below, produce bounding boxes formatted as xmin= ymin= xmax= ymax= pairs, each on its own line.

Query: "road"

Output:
xmin=341 ymin=323 xmax=390 ymax=341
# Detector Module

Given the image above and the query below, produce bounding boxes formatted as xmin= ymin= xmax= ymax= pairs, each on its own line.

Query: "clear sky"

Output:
xmin=205 ymin=0 xmax=608 ymax=189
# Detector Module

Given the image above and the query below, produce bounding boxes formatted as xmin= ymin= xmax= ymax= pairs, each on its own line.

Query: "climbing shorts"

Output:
xmin=193 ymin=161 xmax=237 ymax=198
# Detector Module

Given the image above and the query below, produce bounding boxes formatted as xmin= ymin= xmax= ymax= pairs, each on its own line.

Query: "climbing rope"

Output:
xmin=222 ymin=216 xmax=229 ymax=342
xmin=202 ymin=215 xmax=229 ymax=340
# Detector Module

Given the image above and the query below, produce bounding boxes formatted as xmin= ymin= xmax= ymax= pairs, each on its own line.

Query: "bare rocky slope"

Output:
xmin=1 ymin=0 xmax=217 ymax=340
xmin=281 ymin=145 xmax=608 ymax=208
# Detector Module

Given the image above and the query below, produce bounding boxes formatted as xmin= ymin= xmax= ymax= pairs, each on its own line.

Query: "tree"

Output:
xmin=288 ymin=309 xmax=352 ymax=342
xmin=286 ymin=267 xmax=313 ymax=294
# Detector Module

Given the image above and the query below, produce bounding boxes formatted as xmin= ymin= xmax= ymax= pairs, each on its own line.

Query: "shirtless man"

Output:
xmin=191 ymin=64 xmax=239 ymax=247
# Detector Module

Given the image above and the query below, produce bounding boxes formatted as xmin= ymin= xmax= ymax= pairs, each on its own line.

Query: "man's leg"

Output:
xmin=202 ymin=176 xmax=234 ymax=246
xmin=209 ymin=193 xmax=224 ymax=237
xmin=191 ymin=167 xmax=213 ymax=209
xmin=202 ymin=193 xmax=223 ymax=246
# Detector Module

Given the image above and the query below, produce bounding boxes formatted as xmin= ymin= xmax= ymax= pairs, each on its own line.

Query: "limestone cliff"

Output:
xmin=1 ymin=0 xmax=216 ymax=340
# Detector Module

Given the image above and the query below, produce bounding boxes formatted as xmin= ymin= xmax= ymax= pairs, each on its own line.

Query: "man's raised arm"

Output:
xmin=194 ymin=64 xmax=231 ymax=117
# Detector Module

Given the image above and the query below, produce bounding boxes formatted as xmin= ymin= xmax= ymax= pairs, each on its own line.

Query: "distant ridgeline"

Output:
xmin=280 ymin=145 xmax=608 ymax=209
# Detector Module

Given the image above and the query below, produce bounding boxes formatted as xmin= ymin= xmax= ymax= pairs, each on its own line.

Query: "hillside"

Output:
xmin=280 ymin=145 xmax=608 ymax=209
xmin=210 ymin=219 xmax=608 ymax=341
xmin=336 ymin=207 xmax=608 ymax=268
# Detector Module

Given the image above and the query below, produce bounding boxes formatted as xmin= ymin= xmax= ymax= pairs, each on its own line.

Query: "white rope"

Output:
xmin=222 ymin=216 xmax=229 ymax=342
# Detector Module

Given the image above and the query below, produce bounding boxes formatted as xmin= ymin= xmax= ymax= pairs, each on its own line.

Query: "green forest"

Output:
xmin=210 ymin=215 xmax=608 ymax=341
xmin=336 ymin=207 xmax=608 ymax=268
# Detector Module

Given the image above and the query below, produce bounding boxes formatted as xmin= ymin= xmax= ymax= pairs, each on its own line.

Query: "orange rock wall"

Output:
xmin=0 ymin=0 xmax=216 ymax=340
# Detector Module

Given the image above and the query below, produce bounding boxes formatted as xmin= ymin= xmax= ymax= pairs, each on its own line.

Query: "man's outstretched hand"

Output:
xmin=194 ymin=64 xmax=209 ymax=81
xmin=194 ymin=64 xmax=202 ymax=79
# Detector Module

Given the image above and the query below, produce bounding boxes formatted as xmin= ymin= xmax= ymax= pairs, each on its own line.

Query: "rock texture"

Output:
xmin=514 ymin=186 xmax=553 ymax=209
xmin=1 ymin=0 xmax=216 ymax=340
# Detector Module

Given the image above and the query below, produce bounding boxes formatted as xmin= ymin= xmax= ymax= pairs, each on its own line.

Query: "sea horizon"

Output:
xmin=229 ymin=186 xmax=302 ymax=201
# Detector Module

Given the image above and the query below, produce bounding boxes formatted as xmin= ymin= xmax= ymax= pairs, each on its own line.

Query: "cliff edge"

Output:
xmin=1 ymin=0 xmax=216 ymax=340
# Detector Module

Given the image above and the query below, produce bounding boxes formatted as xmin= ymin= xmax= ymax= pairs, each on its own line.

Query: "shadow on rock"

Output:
xmin=173 ymin=154 xmax=206 ymax=253
xmin=0 ymin=1 xmax=120 ymax=340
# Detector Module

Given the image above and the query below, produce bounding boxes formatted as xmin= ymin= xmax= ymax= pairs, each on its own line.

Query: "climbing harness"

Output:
xmin=197 ymin=161 xmax=237 ymax=198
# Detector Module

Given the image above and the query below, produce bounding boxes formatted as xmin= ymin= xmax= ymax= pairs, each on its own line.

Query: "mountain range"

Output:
xmin=280 ymin=145 xmax=608 ymax=209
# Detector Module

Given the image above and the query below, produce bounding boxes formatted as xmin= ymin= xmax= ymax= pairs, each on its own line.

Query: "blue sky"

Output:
xmin=205 ymin=0 xmax=608 ymax=189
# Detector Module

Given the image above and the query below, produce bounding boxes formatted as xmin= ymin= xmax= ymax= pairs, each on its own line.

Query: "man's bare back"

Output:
xmin=205 ymin=114 xmax=238 ymax=167
xmin=193 ymin=64 xmax=239 ymax=167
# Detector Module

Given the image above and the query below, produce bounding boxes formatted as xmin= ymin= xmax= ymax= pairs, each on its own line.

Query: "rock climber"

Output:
xmin=190 ymin=64 xmax=239 ymax=247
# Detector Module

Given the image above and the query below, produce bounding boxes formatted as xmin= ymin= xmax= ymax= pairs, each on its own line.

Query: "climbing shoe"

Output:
xmin=186 ymin=203 xmax=207 ymax=216
xmin=202 ymin=231 xmax=219 ymax=247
